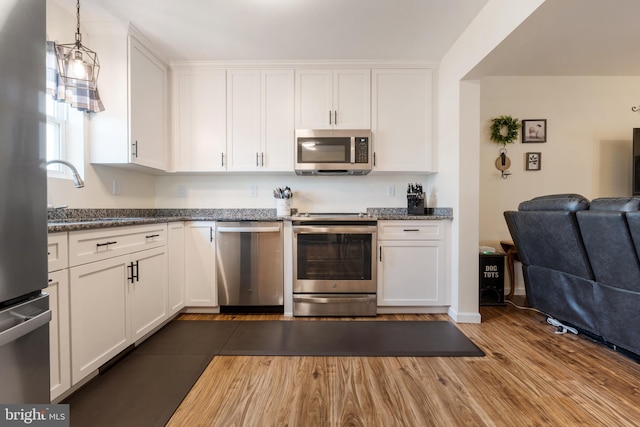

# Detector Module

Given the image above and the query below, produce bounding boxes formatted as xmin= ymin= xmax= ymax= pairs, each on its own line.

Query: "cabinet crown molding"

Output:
xmin=169 ymin=59 xmax=438 ymax=71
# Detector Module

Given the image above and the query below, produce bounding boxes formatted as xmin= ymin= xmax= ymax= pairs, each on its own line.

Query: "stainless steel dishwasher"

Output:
xmin=216 ymin=221 xmax=284 ymax=309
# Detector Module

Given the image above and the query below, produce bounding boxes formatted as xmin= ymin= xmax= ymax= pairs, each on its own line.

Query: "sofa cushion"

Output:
xmin=589 ymin=197 xmax=640 ymax=212
xmin=577 ymin=210 xmax=640 ymax=291
xmin=518 ymin=194 xmax=589 ymax=212
xmin=504 ymin=209 xmax=593 ymax=279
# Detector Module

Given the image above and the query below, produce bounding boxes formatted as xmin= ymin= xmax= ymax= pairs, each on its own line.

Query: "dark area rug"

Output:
xmin=64 ymin=320 xmax=483 ymax=426
xmin=220 ymin=320 xmax=484 ymax=357
xmin=63 ymin=321 xmax=239 ymax=427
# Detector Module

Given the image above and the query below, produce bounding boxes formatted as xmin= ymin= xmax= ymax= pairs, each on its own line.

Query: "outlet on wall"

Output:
xmin=178 ymin=185 xmax=186 ymax=198
xmin=112 ymin=180 xmax=121 ymax=196
xmin=250 ymin=184 xmax=258 ymax=198
xmin=386 ymin=185 xmax=395 ymax=197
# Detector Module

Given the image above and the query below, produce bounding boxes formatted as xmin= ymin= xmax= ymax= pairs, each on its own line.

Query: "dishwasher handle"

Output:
xmin=217 ymin=226 xmax=281 ymax=233
xmin=0 ymin=309 xmax=51 ymax=347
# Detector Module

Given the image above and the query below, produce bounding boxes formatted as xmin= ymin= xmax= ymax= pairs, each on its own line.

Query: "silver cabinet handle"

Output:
xmin=96 ymin=241 xmax=117 ymax=248
xmin=329 ymin=110 xmax=332 ymax=125
xmin=132 ymin=141 xmax=138 ymax=158
xmin=217 ymin=226 xmax=281 ymax=233
xmin=256 ymin=152 xmax=259 ymax=167
xmin=221 ymin=153 xmax=225 ymax=167
xmin=403 ymin=229 xmax=420 ymax=232
xmin=261 ymin=152 xmax=265 ymax=167
xmin=334 ymin=110 xmax=337 ymax=125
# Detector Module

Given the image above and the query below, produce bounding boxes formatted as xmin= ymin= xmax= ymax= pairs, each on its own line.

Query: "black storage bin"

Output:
xmin=479 ymin=253 xmax=506 ymax=306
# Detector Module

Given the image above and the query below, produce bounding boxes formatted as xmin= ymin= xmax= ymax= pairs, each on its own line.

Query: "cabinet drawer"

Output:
xmin=48 ymin=232 xmax=69 ymax=272
xmin=377 ymin=220 xmax=443 ymax=240
xmin=69 ymin=224 xmax=167 ymax=267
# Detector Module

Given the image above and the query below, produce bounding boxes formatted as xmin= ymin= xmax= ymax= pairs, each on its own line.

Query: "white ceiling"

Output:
xmin=466 ymin=0 xmax=640 ymax=78
xmin=52 ymin=0 xmax=640 ymax=76
xmin=54 ymin=0 xmax=489 ymax=61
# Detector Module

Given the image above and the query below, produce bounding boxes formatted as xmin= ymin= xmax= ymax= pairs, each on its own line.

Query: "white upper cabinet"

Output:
xmin=261 ymin=70 xmax=295 ymax=171
xmin=90 ymin=26 xmax=168 ymax=171
xmin=129 ymin=37 xmax=167 ymax=170
xmin=371 ymin=69 xmax=433 ymax=172
xmin=226 ymin=69 xmax=294 ymax=172
xmin=295 ymin=69 xmax=370 ymax=130
xmin=172 ymin=68 xmax=227 ymax=172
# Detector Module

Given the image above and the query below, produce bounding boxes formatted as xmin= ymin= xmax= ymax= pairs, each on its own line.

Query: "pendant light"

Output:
xmin=55 ymin=0 xmax=100 ymax=91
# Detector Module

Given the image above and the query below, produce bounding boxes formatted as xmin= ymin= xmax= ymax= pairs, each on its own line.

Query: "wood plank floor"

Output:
xmin=167 ymin=302 xmax=640 ymax=427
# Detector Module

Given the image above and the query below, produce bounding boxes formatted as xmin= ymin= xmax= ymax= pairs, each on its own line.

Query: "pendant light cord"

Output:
xmin=74 ymin=0 xmax=82 ymax=46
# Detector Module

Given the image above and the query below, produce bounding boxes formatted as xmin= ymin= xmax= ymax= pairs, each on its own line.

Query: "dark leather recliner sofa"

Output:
xmin=504 ymin=194 xmax=640 ymax=357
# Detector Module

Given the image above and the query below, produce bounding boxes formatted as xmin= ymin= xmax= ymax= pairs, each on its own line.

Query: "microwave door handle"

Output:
xmin=350 ymin=137 xmax=356 ymax=163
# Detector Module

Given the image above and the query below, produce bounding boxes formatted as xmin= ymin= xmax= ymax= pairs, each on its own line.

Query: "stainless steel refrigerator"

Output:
xmin=0 ymin=0 xmax=51 ymax=404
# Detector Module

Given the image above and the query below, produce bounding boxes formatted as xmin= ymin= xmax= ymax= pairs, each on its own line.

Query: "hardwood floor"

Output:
xmin=167 ymin=303 xmax=640 ymax=426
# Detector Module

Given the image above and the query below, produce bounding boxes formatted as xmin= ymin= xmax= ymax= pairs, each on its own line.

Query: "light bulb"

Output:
xmin=69 ymin=50 xmax=86 ymax=79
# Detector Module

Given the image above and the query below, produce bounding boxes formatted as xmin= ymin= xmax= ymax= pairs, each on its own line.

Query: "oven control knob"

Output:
xmin=332 ymin=283 xmax=337 ymax=288
xmin=358 ymin=212 xmax=364 ymax=218
xmin=304 ymin=212 xmax=310 ymax=217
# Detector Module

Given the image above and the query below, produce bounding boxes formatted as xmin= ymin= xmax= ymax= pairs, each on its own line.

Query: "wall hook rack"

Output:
xmin=495 ymin=148 xmax=512 ymax=179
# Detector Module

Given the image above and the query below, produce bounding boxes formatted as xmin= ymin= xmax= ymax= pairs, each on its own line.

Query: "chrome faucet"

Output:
xmin=46 ymin=160 xmax=85 ymax=188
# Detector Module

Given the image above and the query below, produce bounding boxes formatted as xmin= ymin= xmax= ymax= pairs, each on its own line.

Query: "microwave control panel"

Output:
xmin=355 ymin=138 xmax=369 ymax=163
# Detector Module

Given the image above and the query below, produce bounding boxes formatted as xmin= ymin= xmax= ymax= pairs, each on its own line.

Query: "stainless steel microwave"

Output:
xmin=294 ymin=129 xmax=372 ymax=175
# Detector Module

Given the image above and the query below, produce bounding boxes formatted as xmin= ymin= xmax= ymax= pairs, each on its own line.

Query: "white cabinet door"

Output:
xmin=227 ymin=69 xmax=294 ymax=171
xmin=48 ymin=269 xmax=70 ymax=401
xmin=172 ymin=69 xmax=227 ymax=171
xmin=261 ymin=69 xmax=294 ymax=172
xmin=130 ymin=247 xmax=169 ymax=342
xmin=333 ymin=69 xmax=370 ymax=129
xmin=295 ymin=70 xmax=333 ymax=129
xmin=69 ymin=255 xmax=131 ymax=385
xmin=295 ymin=69 xmax=370 ymax=130
xmin=226 ymin=70 xmax=261 ymax=171
xmin=371 ymin=69 xmax=433 ymax=172
xmin=89 ymin=30 xmax=168 ymax=171
xmin=129 ymin=36 xmax=167 ymax=170
xmin=168 ymin=222 xmax=185 ymax=315
xmin=377 ymin=240 xmax=444 ymax=306
xmin=184 ymin=222 xmax=217 ymax=306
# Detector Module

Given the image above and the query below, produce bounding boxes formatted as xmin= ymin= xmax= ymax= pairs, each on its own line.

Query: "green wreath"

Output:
xmin=490 ymin=116 xmax=520 ymax=146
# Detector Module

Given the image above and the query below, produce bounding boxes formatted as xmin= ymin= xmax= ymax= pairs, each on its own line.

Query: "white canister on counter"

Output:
xmin=276 ymin=198 xmax=292 ymax=217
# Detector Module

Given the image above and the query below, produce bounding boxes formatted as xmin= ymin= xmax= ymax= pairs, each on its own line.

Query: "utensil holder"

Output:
xmin=407 ymin=193 xmax=425 ymax=215
xmin=276 ymin=198 xmax=292 ymax=217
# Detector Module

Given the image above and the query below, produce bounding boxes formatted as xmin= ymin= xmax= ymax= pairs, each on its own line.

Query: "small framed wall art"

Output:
xmin=522 ymin=119 xmax=547 ymax=143
xmin=526 ymin=152 xmax=542 ymax=171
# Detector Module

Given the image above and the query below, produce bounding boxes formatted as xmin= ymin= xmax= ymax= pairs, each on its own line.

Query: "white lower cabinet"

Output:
xmin=67 ymin=224 xmax=170 ymax=385
xmin=184 ymin=222 xmax=217 ymax=307
xmin=48 ymin=269 xmax=70 ymax=401
xmin=377 ymin=220 xmax=449 ymax=310
xmin=168 ymin=222 xmax=186 ymax=315
xmin=69 ymin=255 xmax=131 ymax=384
xmin=130 ymin=247 xmax=169 ymax=342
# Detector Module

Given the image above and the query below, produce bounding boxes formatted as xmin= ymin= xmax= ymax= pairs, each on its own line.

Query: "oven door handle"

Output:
xmin=293 ymin=226 xmax=377 ymax=234
xmin=293 ymin=295 xmax=374 ymax=304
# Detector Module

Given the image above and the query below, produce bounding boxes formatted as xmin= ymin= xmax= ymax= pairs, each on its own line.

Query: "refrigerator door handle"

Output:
xmin=0 ymin=309 xmax=51 ymax=347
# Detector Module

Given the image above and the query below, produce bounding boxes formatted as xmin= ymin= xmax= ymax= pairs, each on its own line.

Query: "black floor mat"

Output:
xmin=219 ymin=320 xmax=485 ymax=357
xmin=64 ymin=320 xmax=483 ymax=426
xmin=63 ymin=321 xmax=239 ymax=427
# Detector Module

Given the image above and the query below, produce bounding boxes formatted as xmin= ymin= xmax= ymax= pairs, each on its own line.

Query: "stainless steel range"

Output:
xmin=292 ymin=212 xmax=377 ymax=316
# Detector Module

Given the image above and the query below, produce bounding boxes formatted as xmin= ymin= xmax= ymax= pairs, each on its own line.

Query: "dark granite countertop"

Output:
xmin=48 ymin=207 xmax=453 ymax=232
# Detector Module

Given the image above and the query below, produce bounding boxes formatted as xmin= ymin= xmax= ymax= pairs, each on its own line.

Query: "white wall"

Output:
xmin=46 ymin=2 xmax=156 ymax=209
xmin=437 ymin=0 xmax=545 ymax=323
xmin=480 ymin=75 xmax=640 ymax=293
xmin=155 ymin=173 xmax=436 ymax=211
